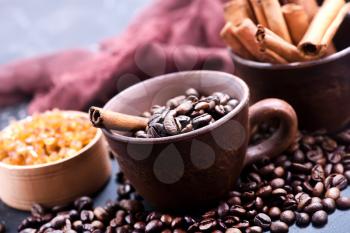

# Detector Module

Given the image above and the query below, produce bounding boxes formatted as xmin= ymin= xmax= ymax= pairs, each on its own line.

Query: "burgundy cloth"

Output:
xmin=0 ymin=0 xmax=233 ymax=113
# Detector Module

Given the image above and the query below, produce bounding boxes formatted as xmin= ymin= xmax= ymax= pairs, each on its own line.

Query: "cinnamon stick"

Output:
xmin=89 ymin=107 xmax=148 ymax=131
xmin=261 ymin=0 xmax=292 ymax=43
xmin=249 ymin=0 xmax=268 ymax=27
xmin=224 ymin=0 xmax=256 ymax=26
xmin=287 ymin=0 xmax=319 ymax=21
xmin=320 ymin=3 xmax=350 ymax=52
xmin=220 ymin=22 xmax=255 ymax=60
xmin=282 ymin=4 xmax=309 ymax=45
xmin=298 ymin=0 xmax=346 ymax=56
xmin=233 ymin=19 xmax=286 ymax=63
xmin=256 ymin=25 xmax=305 ymax=62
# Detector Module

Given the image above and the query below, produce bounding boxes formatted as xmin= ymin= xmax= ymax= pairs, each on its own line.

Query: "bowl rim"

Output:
xmin=102 ymin=70 xmax=250 ymax=144
xmin=230 ymin=46 xmax=350 ymax=70
xmin=0 ymin=111 xmax=102 ymax=170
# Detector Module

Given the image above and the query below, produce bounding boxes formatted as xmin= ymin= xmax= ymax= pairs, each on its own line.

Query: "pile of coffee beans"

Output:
xmin=134 ymin=88 xmax=240 ymax=138
xmin=14 ymin=126 xmax=350 ymax=233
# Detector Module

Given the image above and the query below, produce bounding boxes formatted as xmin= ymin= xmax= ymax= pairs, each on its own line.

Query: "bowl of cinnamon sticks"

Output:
xmin=220 ymin=0 xmax=350 ymax=133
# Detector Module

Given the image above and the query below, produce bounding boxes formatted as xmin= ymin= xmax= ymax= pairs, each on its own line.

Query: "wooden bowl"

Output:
xmin=231 ymin=13 xmax=350 ymax=133
xmin=0 ymin=111 xmax=111 ymax=211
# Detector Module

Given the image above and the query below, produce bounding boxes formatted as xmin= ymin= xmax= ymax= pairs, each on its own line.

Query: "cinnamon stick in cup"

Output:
xmin=249 ymin=0 xmax=268 ymax=27
xmin=282 ymin=3 xmax=309 ymax=45
xmin=220 ymin=22 xmax=255 ymax=60
xmin=261 ymin=0 xmax=292 ymax=43
xmin=287 ymin=0 xmax=319 ymax=20
xmin=224 ymin=0 xmax=256 ymax=26
xmin=298 ymin=0 xmax=346 ymax=56
xmin=233 ymin=19 xmax=287 ymax=63
xmin=256 ymin=25 xmax=305 ymax=62
xmin=89 ymin=107 xmax=148 ymax=131
xmin=320 ymin=3 xmax=350 ymax=53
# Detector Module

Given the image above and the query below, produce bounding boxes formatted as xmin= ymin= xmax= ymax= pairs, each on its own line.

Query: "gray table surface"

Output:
xmin=0 ymin=1 xmax=350 ymax=232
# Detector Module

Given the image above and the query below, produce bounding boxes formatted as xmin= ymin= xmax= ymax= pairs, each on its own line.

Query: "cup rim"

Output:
xmin=0 ymin=111 xmax=102 ymax=170
xmin=102 ymin=70 xmax=250 ymax=144
xmin=231 ymin=46 xmax=350 ymax=70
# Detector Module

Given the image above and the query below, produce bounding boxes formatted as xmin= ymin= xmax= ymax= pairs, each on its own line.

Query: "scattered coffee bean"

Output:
xmin=253 ymin=213 xmax=271 ymax=230
xmin=311 ymin=210 xmax=328 ymax=227
xmin=11 ymin=128 xmax=350 ymax=233
xmin=336 ymin=196 xmax=350 ymax=210
xmin=226 ymin=228 xmax=242 ymax=233
xmin=145 ymin=219 xmax=163 ymax=233
xmin=270 ymin=221 xmax=289 ymax=233
xmin=280 ymin=210 xmax=295 ymax=225
xmin=325 ymin=187 xmax=340 ymax=200
xmin=295 ymin=212 xmax=310 ymax=227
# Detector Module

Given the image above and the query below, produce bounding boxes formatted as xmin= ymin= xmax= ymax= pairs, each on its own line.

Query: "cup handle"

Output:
xmin=244 ymin=98 xmax=298 ymax=166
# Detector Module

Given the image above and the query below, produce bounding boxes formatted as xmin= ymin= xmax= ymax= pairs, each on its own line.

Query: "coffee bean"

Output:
xmin=185 ymin=88 xmax=199 ymax=97
xmin=94 ymin=207 xmax=109 ymax=222
xmin=327 ymin=151 xmax=343 ymax=164
xmin=253 ymin=213 xmax=271 ymax=230
xmin=325 ymin=187 xmax=340 ymax=200
xmin=214 ymin=105 xmax=226 ymax=115
xmin=230 ymin=205 xmax=246 ymax=217
xmin=119 ymin=200 xmax=143 ymax=213
xmin=257 ymin=185 xmax=272 ymax=197
xmin=311 ymin=165 xmax=325 ymax=182
xmin=280 ymin=210 xmax=295 ymax=225
xmin=217 ymin=202 xmax=229 ymax=217
xmin=291 ymin=163 xmax=310 ymax=173
xmin=271 ymin=178 xmax=285 ymax=189
xmin=336 ymin=196 xmax=350 ymax=210
xmin=91 ymin=220 xmax=104 ymax=230
xmin=175 ymin=101 xmax=193 ymax=115
xmin=333 ymin=163 xmax=344 ymax=174
xmin=171 ymin=217 xmax=186 ymax=229
xmin=306 ymin=150 xmax=323 ymax=163
xmin=273 ymin=166 xmax=285 ymax=178
xmin=268 ymin=207 xmax=281 ymax=220
xmin=322 ymin=198 xmax=336 ymax=213
xmin=160 ymin=215 xmax=172 ymax=226
xmin=270 ymin=221 xmax=288 ymax=233
xmin=227 ymin=196 xmax=241 ymax=206
xmin=312 ymin=182 xmax=324 ymax=197
xmin=325 ymin=174 xmax=348 ymax=190
xmin=192 ymin=113 xmax=213 ymax=129
xmin=227 ymin=99 xmax=239 ymax=108
xmin=74 ymin=196 xmax=93 ymax=211
xmin=80 ymin=210 xmax=94 ymax=223
xmin=322 ymin=137 xmax=337 ymax=152
xmin=311 ymin=210 xmax=328 ymax=227
xmin=246 ymin=226 xmax=262 ymax=233
xmin=345 ymin=170 xmax=350 ymax=182
xmin=225 ymin=228 xmax=242 ymax=233
xmin=73 ymin=220 xmax=83 ymax=231
xmin=145 ymin=220 xmax=163 ymax=233
xmin=304 ymin=202 xmax=323 ymax=214
xmin=166 ymin=95 xmax=186 ymax=108
xmin=19 ymin=229 xmax=37 ymax=233
xmin=297 ymin=193 xmax=312 ymax=210
xmin=295 ymin=212 xmax=310 ymax=227
xmin=199 ymin=218 xmax=217 ymax=231
xmin=31 ymin=203 xmax=47 ymax=217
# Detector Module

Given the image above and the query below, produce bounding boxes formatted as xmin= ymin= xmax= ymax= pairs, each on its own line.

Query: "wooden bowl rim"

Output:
xmin=0 ymin=110 xmax=102 ymax=170
xmin=230 ymin=46 xmax=350 ymax=70
xmin=102 ymin=70 xmax=250 ymax=144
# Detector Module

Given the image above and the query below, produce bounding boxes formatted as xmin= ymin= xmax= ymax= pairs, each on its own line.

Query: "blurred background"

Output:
xmin=0 ymin=0 xmax=151 ymax=129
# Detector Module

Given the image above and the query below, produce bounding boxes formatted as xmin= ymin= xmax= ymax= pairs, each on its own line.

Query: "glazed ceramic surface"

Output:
xmin=102 ymin=71 xmax=297 ymax=210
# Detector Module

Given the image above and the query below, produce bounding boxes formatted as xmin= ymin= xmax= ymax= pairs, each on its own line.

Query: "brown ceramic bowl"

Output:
xmin=231 ymin=13 xmax=350 ymax=133
xmin=0 ymin=111 xmax=111 ymax=211
xmin=102 ymin=71 xmax=298 ymax=210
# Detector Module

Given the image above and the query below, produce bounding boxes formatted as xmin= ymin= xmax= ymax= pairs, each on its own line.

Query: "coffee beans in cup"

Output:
xmin=134 ymin=88 xmax=240 ymax=138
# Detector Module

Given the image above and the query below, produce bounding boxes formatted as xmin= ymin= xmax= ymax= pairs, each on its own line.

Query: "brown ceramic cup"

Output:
xmin=231 ymin=14 xmax=350 ymax=133
xmin=102 ymin=71 xmax=297 ymax=210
